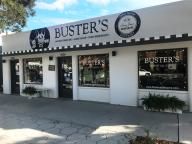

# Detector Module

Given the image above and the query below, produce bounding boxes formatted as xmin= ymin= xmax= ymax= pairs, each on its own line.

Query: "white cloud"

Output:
xmin=45 ymin=18 xmax=77 ymax=25
xmin=107 ymin=0 xmax=182 ymax=12
xmin=138 ymin=0 xmax=182 ymax=7
xmin=100 ymin=9 xmax=110 ymax=15
xmin=86 ymin=0 xmax=117 ymax=5
xmin=122 ymin=0 xmax=182 ymax=9
xmin=86 ymin=0 xmax=180 ymax=6
xmin=35 ymin=0 xmax=181 ymax=11
xmin=86 ymin=0 xmax=110 ymax=5
xmin=36 ymin=0 xmax=78 ymax=11
xmin=31 ymin=17 xmax=78 ymax=27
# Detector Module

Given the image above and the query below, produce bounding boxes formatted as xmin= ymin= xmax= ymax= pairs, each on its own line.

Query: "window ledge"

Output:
xmin=79 ymin=87 xmax=110 ymax=90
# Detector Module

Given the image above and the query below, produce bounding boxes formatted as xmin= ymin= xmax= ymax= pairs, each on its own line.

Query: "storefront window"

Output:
xmin=23 ymin=58 xmax=43 ymax=84
xmin=138 ymin=48 xmax=187 ymax=90
xmin=78 ymin=54 xmax=109 ymax=87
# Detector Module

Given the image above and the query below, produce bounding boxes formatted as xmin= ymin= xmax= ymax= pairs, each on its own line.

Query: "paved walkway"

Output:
xmin=0 ymin=94 xmax=191 ymax=144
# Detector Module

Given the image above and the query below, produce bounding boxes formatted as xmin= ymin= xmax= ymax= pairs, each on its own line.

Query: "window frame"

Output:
xmin=137 ymin=48 xmax=188 ymax=91
xmin=78 ymin=54 xmax=110 ymax=88
xmin=23 ymin=57 xmax=43 ymax=85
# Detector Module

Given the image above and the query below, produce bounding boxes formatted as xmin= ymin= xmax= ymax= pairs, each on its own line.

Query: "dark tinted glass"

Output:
xmin=138 ymin=48 xmax=187 ymax=90
xmin=23 ymin=58 xmax=43 ymax=84
xmin=78 ymin=54 xmax=109 ymax=87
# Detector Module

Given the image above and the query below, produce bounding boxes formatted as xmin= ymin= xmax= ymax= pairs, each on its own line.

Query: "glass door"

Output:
xmin=11 ymin=59 xmax=20 ymax=94
xmin=58 ymin=56 xmax=73 ymax=98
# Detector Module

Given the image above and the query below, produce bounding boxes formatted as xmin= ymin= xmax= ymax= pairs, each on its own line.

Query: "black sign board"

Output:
xmin=48 ymin=65 xmax=55 ymax=71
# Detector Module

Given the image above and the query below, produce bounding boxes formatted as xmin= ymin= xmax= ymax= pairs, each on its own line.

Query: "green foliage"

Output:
xmin=130 ymin=136 xmax=156 ymax=144
xmin=22 ymin=86 xmax=37 ymax=96
xmin=141 ymin=93 xmax=186 ymax=111
xmin=130 ymin=129 xmax=156 ymax=144
xmin=0 ymin=0 xmax=35 ymax=32
xmin=130 ymin=128 xmax=182 ymax=144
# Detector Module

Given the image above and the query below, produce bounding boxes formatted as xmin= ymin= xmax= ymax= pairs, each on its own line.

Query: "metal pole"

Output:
xmin=177 ymin=113 xmax=180 ymax=143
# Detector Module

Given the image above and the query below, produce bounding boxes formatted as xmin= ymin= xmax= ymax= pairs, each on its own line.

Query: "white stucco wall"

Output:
xmin=19 ymin=57 xmax=23 ymax=94
xmin=2 ymin=41 xmax=192 ymax=111
xmin=2 ymin=1 xmax=192 ymax=113
xmin=42 ymin=56 xmax=58 ymax=98
xmin=109 ymin=41 xmax=191 ymax=108
xmin=3 ymin=60 xmax=11 ymax=94
xmin=188 ymin=46 xmax=192 ymax=111
xmin=78 ymin=87 xmax=110 ymax=103
xmin=69 ymin=49 xmax=111 ymax=103
xmin=110 ymin=47 xmax=138 ymax=106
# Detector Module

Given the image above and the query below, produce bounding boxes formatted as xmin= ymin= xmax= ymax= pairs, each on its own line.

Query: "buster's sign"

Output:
xmin=29 ymin=11 xmax=141 ymax=49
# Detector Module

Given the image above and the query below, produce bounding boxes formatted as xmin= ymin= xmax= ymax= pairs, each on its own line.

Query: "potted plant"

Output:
xmin=22 ymin=86 xmax=39 ymax=99
xmin=141 ymin=93 xmax=186 ymax=114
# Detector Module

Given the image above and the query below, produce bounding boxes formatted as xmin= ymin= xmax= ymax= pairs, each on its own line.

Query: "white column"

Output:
xmin=43 ymin=55 xmax=58 ymax=98
xmin=188 ymin=48 xmax=192 ymax=112
xmin=19 ymin=58 xmax=23 ymax=95
xmin=72 ymin=55 xmax=78 ymax=100
xmin=3 ymin=59 xmax=11 ymax=94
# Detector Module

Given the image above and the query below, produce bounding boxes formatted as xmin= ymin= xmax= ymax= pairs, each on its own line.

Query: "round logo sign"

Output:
xmin=115 ymin=11 xmax=141 ymax=38
xmin=29 ymin=27 xmax=50 ymax=49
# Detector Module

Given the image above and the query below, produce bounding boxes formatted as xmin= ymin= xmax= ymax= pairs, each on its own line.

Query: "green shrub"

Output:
xmin=22 ymin=86 xmax=37 ymax=96
xmin=130 ymin=136 xmax=156 ymax=144
xmin=141 ymin=93 xmax=186 ymax=111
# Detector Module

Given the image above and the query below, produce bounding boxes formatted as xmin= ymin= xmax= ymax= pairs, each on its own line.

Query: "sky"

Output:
xmin=1 ymin=0 xmax=182 ymax=45
xmin=23 ymin=0 xmax=182 ymax=32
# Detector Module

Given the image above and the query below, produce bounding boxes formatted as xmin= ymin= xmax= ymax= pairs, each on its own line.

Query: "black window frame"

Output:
xmin=78 ymin=54 xmax=110 ymax=88
xmin=138 ymin=48 xmax=188 ymax=91
xmin=23 ymin=57 xmax=43 ymax=85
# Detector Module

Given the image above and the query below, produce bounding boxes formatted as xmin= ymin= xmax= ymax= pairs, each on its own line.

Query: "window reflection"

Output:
xmin=23 ymin=58 xmax=43 ymax=84
xmin=78 ymin=54 xmax=109 ymax=87
xmin=138 ymin=48 xmax=187 ymax=90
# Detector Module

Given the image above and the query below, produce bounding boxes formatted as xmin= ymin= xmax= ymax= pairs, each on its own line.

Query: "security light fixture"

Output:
xmin=112 ymin=51 xmax=117 ymax=56
xmin=49 ymin=56 xmax=53 ymax=61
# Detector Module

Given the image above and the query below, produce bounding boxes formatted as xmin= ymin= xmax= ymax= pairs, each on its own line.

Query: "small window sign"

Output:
xmin=48 ymin=65 xmax=55 ymax=71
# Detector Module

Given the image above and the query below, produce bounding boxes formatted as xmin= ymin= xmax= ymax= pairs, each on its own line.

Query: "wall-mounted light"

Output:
xmin=2 ymin=59 xmax=6 ymax=63
xmin=49 ymin=56 xmax=53 ymax=61
xmin=112 ymin=51 xmax=117 ymax=56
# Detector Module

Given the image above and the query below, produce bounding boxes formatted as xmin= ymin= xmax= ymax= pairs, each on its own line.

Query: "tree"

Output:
xmin=0 ymin=0 xmax=35 ymax=32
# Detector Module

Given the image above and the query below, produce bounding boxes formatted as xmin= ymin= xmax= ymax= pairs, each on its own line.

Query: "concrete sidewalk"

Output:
xmin=0 ymin=94 xmax=191 ymax=144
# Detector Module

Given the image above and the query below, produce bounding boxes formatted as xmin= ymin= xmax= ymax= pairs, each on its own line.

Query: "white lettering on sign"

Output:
xmin=144 ymin=56 xmax=180 ymax=64
xmin=83 ymin=58 xmax=105 ymax=66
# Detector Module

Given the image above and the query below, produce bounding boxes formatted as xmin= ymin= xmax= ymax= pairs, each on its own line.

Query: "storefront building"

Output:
xmin=2 ymin=1 xmax=192 ymax=111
